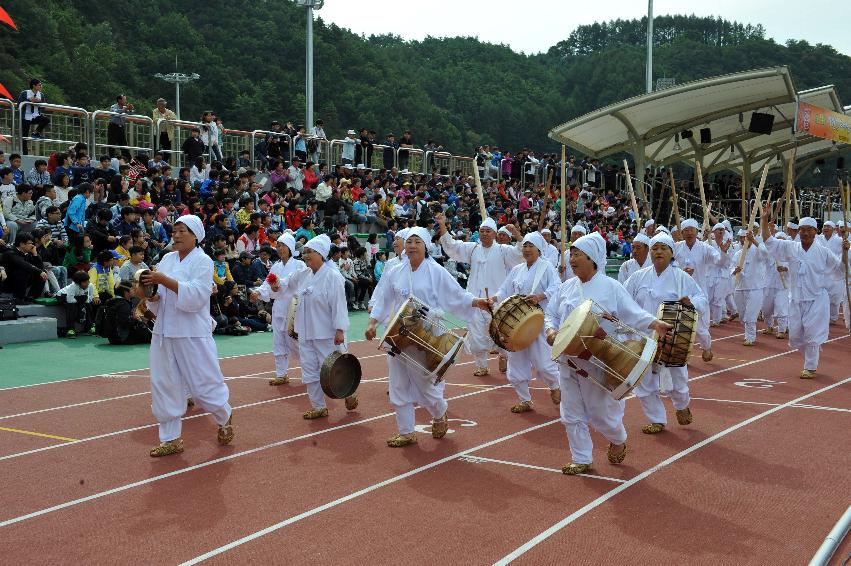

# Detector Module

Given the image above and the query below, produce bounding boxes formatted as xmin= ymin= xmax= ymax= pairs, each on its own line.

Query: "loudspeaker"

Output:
xmin=748 ymin=112 xmax=774 ymax=135
xmin=837 ymin=157 xmax=845 ymax=169
xmin=680 ymin=129 xmax=693 ymax=139
xmin=700 ymin=128 xmax=712 ymax=144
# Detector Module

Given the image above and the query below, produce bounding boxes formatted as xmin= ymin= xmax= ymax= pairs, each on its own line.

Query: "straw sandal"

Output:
xmin=642 ymin=423 xmax=666 ymax=434
xmin=269 ymin=375 xmax=290 ymax=385
xmin=431 ymin=414 xmax=449 ymax=438
xmin=511 ymin=400 xmax=534 ymax=413
xmin=387 ymin=433 xmax=417 ymax=447
xmin=150 ymin=438 xmax=184 ymax=457
xmin=345 ymin=395 xmax=359 ymax=411
xmin=607 ymin=442 xmax=628 ymax=464
xmin=303 ymin=407 xmax=329 ymax=419
xmin=562 ymin=463 xmax=592 ymax=475
xmin=217 ymin=415 xmax=235 ymax=445
xmin=676 ymin=407 xmax=693 ymax=425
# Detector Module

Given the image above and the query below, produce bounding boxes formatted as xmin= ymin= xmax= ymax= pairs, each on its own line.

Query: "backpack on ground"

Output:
xmin=95 ymin=298 xmax=121 ymax=338
xmin=0 ymin=294 xmax=18 ymax=321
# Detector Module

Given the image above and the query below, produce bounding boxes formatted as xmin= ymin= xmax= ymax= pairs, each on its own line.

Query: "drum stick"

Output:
xmin=735 ymin=163 xmax=768 ymax=285
xmin=471 ymin=158 xmax=488 ymax=223
xmin=560 ymin=146 xmax=567 ymax=269
xmin=668 ymin=169 xmax=682 ymax=235
xmin=623 ymin=159 xmax=641 ymax=226
xmin=484 ymin=287 xmax=494 ymax=314
xmin=537 ymin=169 xmax=554 ymax=231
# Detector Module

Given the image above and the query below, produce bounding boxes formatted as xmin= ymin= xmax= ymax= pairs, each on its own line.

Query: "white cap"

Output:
xmin=681 ymin=218 xmax=700 ymax=230
xmin=799 ymin=217 xmax=817 ymax=229
xmin=824 ymin=220 xmax=836 ymax=228
xmin=644 ymin=219 xmax=656 ymax=228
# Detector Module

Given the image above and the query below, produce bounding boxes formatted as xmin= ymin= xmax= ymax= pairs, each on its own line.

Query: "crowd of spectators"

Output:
xmin=12 ymin=85 xmax=834 ymax=342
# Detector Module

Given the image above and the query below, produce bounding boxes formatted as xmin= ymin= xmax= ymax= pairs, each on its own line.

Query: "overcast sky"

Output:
xmin=315 ymin=0 xmax=849 ymax=57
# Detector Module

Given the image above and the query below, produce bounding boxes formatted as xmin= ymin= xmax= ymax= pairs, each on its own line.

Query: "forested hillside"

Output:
xmin=1 ymin=3 xmax=849 ymax=155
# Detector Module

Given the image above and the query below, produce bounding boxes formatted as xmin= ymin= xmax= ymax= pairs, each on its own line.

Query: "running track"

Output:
xmin=0 ymin=322 xmax=848 ymax=565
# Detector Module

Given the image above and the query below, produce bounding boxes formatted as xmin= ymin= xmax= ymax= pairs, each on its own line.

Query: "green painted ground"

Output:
xmin=0 ymin=311 xmax=375 ymax=389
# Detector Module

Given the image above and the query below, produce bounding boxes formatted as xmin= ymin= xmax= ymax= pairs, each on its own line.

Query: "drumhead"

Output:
xmin=320 ymin=352 xmax=362 ymax=399
xmin=379 ymin=297 xmax=416 ymax=348
xmin=503 ymin=310 xmax=544 ymax=351
xmin=654 ymin=301 xmax=698 ymax=366
xmin=551 ymin=299 xmax=593 ymax=359
xmin=490 ymin=294 xmax=543 ymax=351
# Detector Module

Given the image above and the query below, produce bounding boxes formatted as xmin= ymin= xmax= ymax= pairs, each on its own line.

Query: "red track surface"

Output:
xmin=0 ymin=322 xmax=848 ymax=565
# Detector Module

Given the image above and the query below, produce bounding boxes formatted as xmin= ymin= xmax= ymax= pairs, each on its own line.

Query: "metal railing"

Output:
xmin=367 ymin=143 xmax=395 ymax=171
xmin=155 ymin=118 xmax=210 ymax=169
xmin=397 ymin=146 xmax=423 ymax=174
xmin=0 ymin=98 xmax=14 ymax=154
xmin=91 ymin=110 xmax=154 ymax=159
xmin=220 ymin=128 xmax=254 ymax=166
xmin=453 ymin=155 xmax=474 ymax=177
xmin=18 ymin=102 xmax=89 ymax=156
xmin=250 ymin=130 xmax=292 ymax=172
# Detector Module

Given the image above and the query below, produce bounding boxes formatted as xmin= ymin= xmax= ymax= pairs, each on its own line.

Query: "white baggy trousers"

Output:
xmin=150 ymin=336 xmax=232 ymax=443
xmin=558 ymin=367 xmax=627 ymax=465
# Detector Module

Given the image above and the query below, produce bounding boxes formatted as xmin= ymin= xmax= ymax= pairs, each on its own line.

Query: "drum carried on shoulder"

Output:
xmin=489 ymin=294 xmax=544 ymax=352
xmin=654 ymin=301 xmax=698 ymax=367
xmin=551 ymin=299 xmax=657 ymax=400
xmin=378 ymin=295 xmax=465 ymax=384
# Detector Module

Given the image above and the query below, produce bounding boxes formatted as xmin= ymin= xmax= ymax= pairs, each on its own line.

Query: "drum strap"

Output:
xmin=529 ymin=259 xmax=548 ymax=294
xmin=565 ymin=358 xmax=590 ymax=378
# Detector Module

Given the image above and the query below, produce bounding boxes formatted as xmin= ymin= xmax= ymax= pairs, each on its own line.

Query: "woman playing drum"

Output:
xmin=366 ymin=227 xmax=491 ymax=447
xmin=623 ymin=232 xmax=708 ymax=434
xmin=287 ymin=234 xmax=358 ymax=419
xmin=251 ymin=233 xmax=309 ymax=385
xmin=545 ymin=233 xmax=671 ymax=475
xmin=488 ymin=231 xmax=561 ymax=413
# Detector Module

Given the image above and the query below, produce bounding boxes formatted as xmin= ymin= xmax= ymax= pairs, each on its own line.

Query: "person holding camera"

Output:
xmin=108 ymin=95 xmax=135 ymax=160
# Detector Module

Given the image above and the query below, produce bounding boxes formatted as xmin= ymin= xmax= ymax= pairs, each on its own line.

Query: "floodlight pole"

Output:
xmin=154 ymin=58 xmax=200 ymax=120
xmin=298 ymin=0 xmax=324 ymax=129
xmin=646 ymin=0 xmax=653 ymax=93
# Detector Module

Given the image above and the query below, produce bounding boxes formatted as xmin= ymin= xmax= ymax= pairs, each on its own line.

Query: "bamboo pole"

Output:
xmin=668 ymin=168 xmax=682 ymax=234
xmin=695 ymin=160 xmax=710 ymax=238
xmin=537 ymin=169 xmax=554 ymax=231
xmin=623 ymin=159 xmax=641 ymax=225
xmin=735 ymin=163 xmax=769 ymax=285
xmin=471 ymin=156 xmax=488 ymax=222
xmin=843 ymin=179 xmax=850 ymax=334
xmin=783 ymin=149 xmax=797 ymax=228
xmin=560 ymin=146 xmax=567 ymax=269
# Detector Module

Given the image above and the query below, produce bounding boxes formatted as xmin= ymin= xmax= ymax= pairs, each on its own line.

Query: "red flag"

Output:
xmin=0 ymin=82 xmax=11 ymax=100
xmin=0 ymin=7 xmax=16 ymax=30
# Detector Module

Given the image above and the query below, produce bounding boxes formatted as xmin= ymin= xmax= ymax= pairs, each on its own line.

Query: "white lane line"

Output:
xmin=178 ymin=419 xmax=556 ymax=566
xmin=0 ymin=375 xmax=394 ymax=463
xmin=709 ymin=331 xmax=745 ymax=342
xmin=0 ymin=383 xmax=512 ymax=528
xmin=0 ymin=353 xmax=386 ymax=421
xmin=175 ymin=342 xmax=839 ymax=563
xmin=691 ymin=397 xmax=851 ymax=414
xmin=492 ymin=375 xmax=851 ymax=565
xmin=460 ymin=455 xmax=626 ymax=483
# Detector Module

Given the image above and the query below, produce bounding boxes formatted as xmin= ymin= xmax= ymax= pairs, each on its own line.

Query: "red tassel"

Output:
xmin=0 ymin=82 xmax=11 ymax=100
xmin=0 ymin=7 xmax=16 ymax=30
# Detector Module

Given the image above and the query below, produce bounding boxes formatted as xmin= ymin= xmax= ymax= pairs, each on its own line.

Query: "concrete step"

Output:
xmin=18 ymin=303 xmax=68 ymax=328
xmin=0 ymin=316 xmax=57 ymax=344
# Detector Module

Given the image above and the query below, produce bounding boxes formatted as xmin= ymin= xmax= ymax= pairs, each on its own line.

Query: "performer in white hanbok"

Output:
xmin=559 ymin=224 xmax=588 ymax=280
xmin=142 ymin=215 xmax=234 ymax=457
xmin=289 ymin=234 xmax=357 ymax=418
xmin=617 ymin=233 xmax=651 ymax=283
xmin=366 ymin=227 xmax=491 ymax=447
xmin=761 ymin=230 xmax=790 ymax=339
xmin=624 ymin=233 xmax=708 ymax=433
xmin=761 ymin=204 xmax=848 ymax=378
xmin=674 ymin=218 xmax=732 ymax=361
xmin=496 ymin=226 xmax=513 ymax=245
xmin=816 ymin=221 xmax=844 ymax=324
xmin=545 ymin=232 xmax=671 ymax=475
xmin=731 ymin=229 xmax=768 ymax=345
xmin=438 ymin=215 xmax=522 ymax=376
xmin=368 ymin=228 xmax=408 ymax=312
xmin=488 ymin=232 xmax=561 ymax=412
xmin=643 ymin=219 xmax=656 ymax=238
xmin=251 ymin=233 xmax=308 ymax=385
xmin=706 ymin=224 xmax=733 ymax=326
xmin=540 ymin=228 xmax=561 ymax=268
